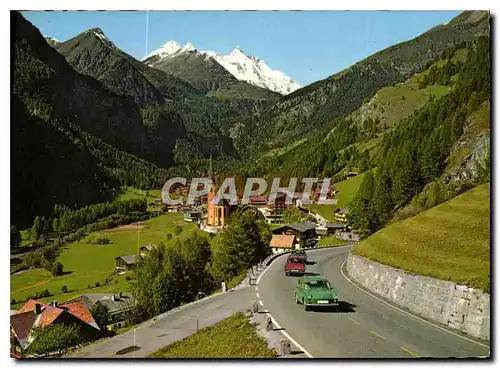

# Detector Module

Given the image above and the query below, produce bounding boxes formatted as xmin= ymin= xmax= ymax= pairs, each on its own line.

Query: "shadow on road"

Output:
xmin=115 ymin=345 xmax=141 ymax=355
xmin=308 ymin=301 xmax=357 ymax=313
xmin=304 ymin=272 xmax=320 ymax=276
xmin=305 ymin=261 xmax=317 ymax=265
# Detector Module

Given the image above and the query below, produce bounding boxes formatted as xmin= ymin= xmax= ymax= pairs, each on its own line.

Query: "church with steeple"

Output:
xmin=204 ymin=154 xmax=233 ymax=230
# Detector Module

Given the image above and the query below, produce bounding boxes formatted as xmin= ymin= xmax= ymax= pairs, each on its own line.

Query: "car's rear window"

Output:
xmin=305 ymin=280 xmax=330 ymax=288
xmin=288 ymin=257 xmax=303 ymax=263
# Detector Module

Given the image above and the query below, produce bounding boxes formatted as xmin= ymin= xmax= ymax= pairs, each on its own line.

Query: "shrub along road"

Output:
xmin=257 ymin=246 xmax=490 ymax=358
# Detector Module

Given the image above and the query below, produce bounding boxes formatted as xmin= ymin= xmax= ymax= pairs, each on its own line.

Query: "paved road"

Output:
xmin=258 ymin=246 xmax=490 ymax=358
xmin=67 ymin=285 xmax=256 ymax=358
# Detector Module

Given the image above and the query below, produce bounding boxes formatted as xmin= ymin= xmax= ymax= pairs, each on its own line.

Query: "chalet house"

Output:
xmin=139 ymin=244 xmax=154 ymax=257
xmin=249 ymin=195 xmax=268 ymax=207
xmin=258 ymin=206 xmax=284 ymax=224
xmin=334 ymin=208 xmax=350 ymax=224
xmin=269 ymin=234 xmax=296 ymax=255
xmin=10 ymin=299 xmax=99 ymax=357
xmin=272 ymin=222 xmax=318 ymax=248
xmin=69 ymin=292 xmax=136 ymax=330
xmin=315 ymin=222 xmax=348 ymax=238
xmin=183 ymin=210 xmax=202 ymax=223
xmin=257 ymin=193 xmax=295 ymax=224
xmin=313 ymin=182 xmax=337 ymax=202
xmin=167 ymin=204 xmax=181 ymax=212
xmin=115 ymin=255 xmax=138 ymax=271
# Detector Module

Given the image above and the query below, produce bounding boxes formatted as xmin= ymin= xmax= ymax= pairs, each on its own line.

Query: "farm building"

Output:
xmin=69 ymin=293 xmax=136 ymax=330
xmin=269 ymin=234 xmax=296 ymax=255
xmin=334 ymin=208 xmax=350 ymax=224
xmin=316 ymin=222 xmax=348 ymax=237
xmin=115 ymin=255 xmax=138 ymax=271
xmin=139 ymin=244 xmax=155 ymax=257
xmin=272 ymin=222 xmax=318 ymax=248
xmin=183 ymin=210 xmax=202 ymax=223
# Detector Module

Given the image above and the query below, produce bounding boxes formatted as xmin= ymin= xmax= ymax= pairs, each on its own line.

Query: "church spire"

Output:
xmin=208 ymin=152 xmax=214 ymax=181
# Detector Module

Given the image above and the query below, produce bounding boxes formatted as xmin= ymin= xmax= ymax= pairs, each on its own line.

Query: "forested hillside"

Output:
xmin=248 ymin=11 xmax=489 ymax=153
xmin=12 ymin=10 xmax=490 ymax=228
xmin=349 ymin=36 xmax=490 ymax=237
xmin=11 ymin=12 xmax=277 ymax=225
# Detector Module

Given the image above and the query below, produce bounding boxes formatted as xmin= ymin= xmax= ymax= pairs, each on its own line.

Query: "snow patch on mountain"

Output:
xmin=143 ymin=41 xmax=300 ymax=95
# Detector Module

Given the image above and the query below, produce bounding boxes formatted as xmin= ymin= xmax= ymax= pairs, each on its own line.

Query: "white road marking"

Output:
xmin=257 ymin=254 xmax=314 ymax=358
xmin=267 ymin=313 xmax=314 ymax=358
xmin=348 ymin=317 xmax=360 ymax=325
xmin=370 ymin=330 xmax=387 ymax=340
xmin=256 ymin=292 xmax=260 ymax=298
xmin=340 ymin=260 xmax=489 ymax=349
xmin=400 ymin=346 xmax=420 ymax=358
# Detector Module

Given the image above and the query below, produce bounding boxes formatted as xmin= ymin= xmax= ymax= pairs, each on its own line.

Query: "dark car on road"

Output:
xmin=291 ymin=249 xmax=307 ymax=262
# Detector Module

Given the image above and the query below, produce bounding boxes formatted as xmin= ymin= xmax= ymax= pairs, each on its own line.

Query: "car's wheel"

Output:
xmin=303 ymin=299 xmax=309 ymax=311
xmin=285 ymin=272 xmax=289 ymax=276
xmin=294 ymin=293 xmax=300 ymax=304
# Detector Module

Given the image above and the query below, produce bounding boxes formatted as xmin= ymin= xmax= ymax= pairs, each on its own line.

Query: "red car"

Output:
xmin=284 ymin=254 xmax=305 ymax=276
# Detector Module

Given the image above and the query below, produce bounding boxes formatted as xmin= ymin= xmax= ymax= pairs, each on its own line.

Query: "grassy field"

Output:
xmin=304 ymin=171 xmax=369 ymax=222
xmin=115 ymin=186 xmax=163 ymax=212
xmin=352 ymin=184 xmax=490 ymax=292
xmin=260 ymin=138 xmax=308 ymax=159
xmin=148 ymin=312 xmax=277 ymax=358
xmin=318 ymin=236 xmax=350 ymax=247
xmin=115 ymin=186 xmax=161 ymax=201
xmin=11 ymin=213 xmax=202 ymax=305
xmin=349 ymin=56 xmax=453 ymax=129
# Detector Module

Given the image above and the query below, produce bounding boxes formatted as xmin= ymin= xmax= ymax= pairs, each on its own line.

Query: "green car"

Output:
xmin=294 ymin=275 xmax=339 ymax=311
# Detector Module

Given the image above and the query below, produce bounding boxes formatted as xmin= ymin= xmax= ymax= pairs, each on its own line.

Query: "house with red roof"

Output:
xmin=10 ymin=299 xmax=100 ymax=357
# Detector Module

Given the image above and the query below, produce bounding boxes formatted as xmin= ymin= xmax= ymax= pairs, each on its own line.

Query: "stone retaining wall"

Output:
xmin=347 ymin=253 xmax=490 ymax=341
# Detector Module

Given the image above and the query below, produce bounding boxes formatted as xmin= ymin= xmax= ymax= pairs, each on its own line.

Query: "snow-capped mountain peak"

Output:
xmin=43 ymin=35 xmax=60 ymax=48
xmin=143 ymin=41 xmax=300 ymax=95
xmin=230 ymin=46 xmax=245 ymax=57
xmin=144 ymin=41 xmax=195 ymax=60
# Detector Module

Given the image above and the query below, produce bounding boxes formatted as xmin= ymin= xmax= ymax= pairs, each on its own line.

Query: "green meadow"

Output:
xmin=353 ymin=184 xmax=490 ymax=292
xmin=11 ymin=213 xmax=202 ymax=306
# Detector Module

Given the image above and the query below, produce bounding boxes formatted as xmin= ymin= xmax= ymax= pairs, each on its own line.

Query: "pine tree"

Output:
xmin=30 ymin=216 xmax=45 ymax=241
xmin=373 ymin=170 xmax=394 ymax=226
xmin=11 ymin=225 xmax=21 ymax=249
xmin=392 ymin=148 xmax=421 ymax=206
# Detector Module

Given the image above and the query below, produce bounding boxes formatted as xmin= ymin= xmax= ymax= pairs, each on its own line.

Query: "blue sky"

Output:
xmin=22 ymin=10 xmax=460 ymax=86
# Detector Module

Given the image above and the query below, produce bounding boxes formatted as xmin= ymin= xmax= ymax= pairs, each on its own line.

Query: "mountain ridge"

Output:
xmin=144 ymin=40 xmax=300 ymax=95
xmin=249 ymin=10 xmax=489 ymax=153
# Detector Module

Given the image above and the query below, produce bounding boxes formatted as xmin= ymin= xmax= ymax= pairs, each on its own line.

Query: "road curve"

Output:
xmin=258 ymin=246 xmax=490 ymax=358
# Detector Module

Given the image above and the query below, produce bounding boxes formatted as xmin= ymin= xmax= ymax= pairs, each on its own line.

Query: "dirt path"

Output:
xmin=11 ymin=277 xmax=54 ymax=293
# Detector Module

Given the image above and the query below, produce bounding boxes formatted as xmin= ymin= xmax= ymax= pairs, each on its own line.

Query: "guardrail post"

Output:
xmin=280 ymin=339 xmax=291 ymax=356
xmin=266 ymin=316 xmax=273 ymax=331
xmin=252 ymin=301 xmax=259 ymax=314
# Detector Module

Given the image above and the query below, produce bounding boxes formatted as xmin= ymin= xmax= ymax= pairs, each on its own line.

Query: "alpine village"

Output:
xmin=10 ymin=10 xmax=490 ymax=359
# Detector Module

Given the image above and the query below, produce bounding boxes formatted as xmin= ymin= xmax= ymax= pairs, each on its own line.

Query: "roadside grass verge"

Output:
xmin=318 ymin=236 xmax=350 ymax=247
xmin=148 ymin=312 xmax=277 ymax=358
xmin=226 ymin=272 xmax=247 ymax=290
xmin=352 ymin=184 xmax=490 ymax=292
xmin=11 ymin=213 xmax=202 ymax=305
